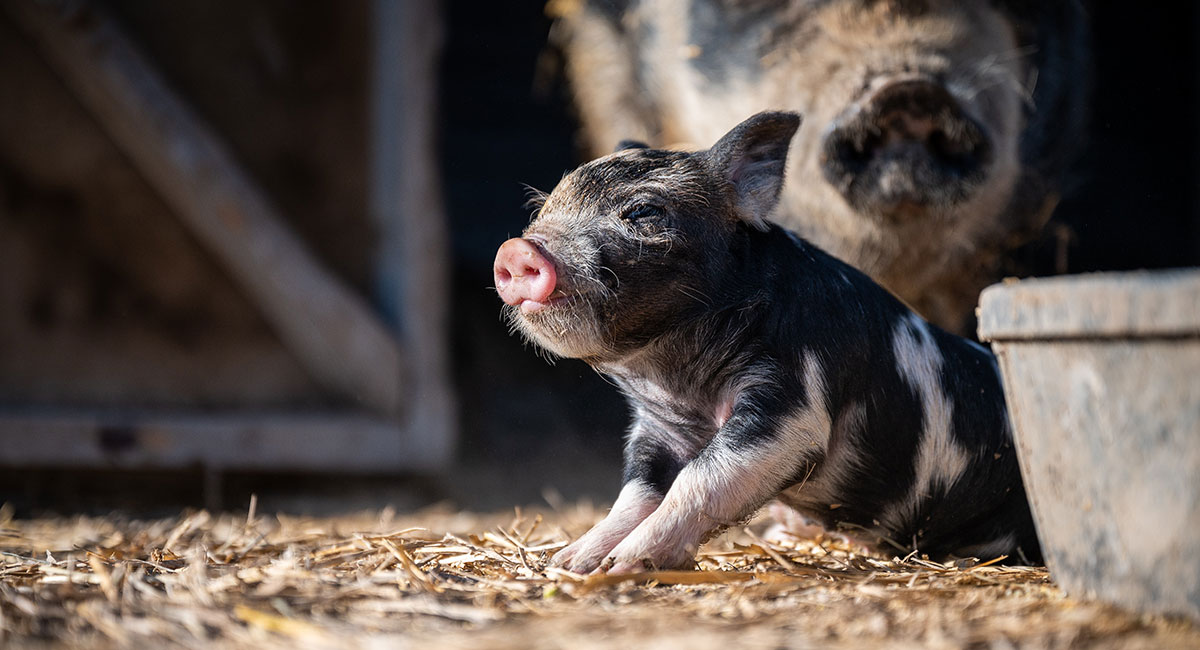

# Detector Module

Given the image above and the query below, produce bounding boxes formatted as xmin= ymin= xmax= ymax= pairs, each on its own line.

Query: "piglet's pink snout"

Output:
xmin=493 ymin=237 xmax=558 ymax=313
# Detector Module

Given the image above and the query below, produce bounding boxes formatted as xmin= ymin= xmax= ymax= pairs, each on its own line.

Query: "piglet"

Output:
xmin=494 ymin=111 xmax=1039 ymax=574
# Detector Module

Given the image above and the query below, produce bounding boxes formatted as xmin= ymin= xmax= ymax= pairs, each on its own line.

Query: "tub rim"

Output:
xmin=977 ymin=269 xmax=1200 ymax=342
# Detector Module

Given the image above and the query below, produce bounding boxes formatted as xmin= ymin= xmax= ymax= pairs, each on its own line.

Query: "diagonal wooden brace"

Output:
xmin=2 ymin=0 xmax=405 ymax=415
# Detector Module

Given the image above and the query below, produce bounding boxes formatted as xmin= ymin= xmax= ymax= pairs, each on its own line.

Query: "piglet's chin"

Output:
xmin=529 ymin=335 xmax=591 ymax=360
xmin=511 ymin=315 xmax=604 ymax=361
xmin=520 ymin=299 xmax=549 ymax=314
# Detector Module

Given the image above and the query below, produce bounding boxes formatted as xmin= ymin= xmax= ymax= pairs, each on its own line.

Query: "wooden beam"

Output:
xmin=0 ymin=0 xmax=405 ymax=416
xmin=0 ymin=411 xmax=441 ymax=472
xmin=370 ymin=0 xmax=457 ymax=463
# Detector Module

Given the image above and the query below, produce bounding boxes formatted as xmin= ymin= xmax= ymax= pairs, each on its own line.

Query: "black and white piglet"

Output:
xmin=494 ymin=111 xmax=1039 ymax=574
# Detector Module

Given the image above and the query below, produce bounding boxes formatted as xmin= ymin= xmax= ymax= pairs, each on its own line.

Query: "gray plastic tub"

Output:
xmin=978 ymin=269 xmax=1200 ymax=620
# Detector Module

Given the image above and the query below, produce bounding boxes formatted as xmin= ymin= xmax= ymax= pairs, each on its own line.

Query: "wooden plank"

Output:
xmin=369 ymin=0 xmax=457 ymax=463
xmin=0 ymin=0 xmax=405 ymax=416
xmin=0 ymin=412 xmax=440 ymax=472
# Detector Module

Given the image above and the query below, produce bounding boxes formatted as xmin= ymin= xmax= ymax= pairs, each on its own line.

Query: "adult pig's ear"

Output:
xmin=614 ymin=139 xmax=650 ymax=152
xmin=706 ymin=111 xmax=801 ymax=229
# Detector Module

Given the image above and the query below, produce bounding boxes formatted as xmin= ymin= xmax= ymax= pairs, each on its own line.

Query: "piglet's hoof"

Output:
xmin=600 ymin=556 xmax=655 ymax=575
xmin=547 ymin=546 xmax=576 ymax=569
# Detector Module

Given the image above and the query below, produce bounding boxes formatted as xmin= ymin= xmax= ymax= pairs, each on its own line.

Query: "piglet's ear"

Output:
xmin=705 ymin=111 xmax=801 ymax=229
xmin=614 ymin=139 xmax=650 ymax=152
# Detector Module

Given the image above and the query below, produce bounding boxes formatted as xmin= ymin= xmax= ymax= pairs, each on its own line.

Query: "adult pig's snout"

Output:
xmin=820 ymin=78 xmax=992 ymax=218
xmin=494 ymin=237 xmax=558 ymax=313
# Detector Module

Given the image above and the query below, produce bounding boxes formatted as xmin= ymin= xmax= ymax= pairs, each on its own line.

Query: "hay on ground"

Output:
xmin=0 ymin=501 xmax=1196 ymax=649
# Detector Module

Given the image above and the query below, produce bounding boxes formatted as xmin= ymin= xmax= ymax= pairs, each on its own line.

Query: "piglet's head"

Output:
xmin=495 ymin=111 xmax=802 ymax=362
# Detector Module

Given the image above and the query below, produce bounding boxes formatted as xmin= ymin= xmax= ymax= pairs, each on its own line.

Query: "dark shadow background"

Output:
xmin=0 ymin=1 xmax=1195 ymax=515
xmin=1044 ymin=4 xmax=1198 ymax=273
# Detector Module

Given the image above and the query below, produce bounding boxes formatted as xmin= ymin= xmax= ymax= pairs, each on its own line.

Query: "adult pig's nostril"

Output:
xmin=493 ymin=237 xmax=558 ymax=309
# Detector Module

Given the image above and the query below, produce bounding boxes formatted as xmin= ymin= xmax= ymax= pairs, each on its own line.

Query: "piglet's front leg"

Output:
xmin=601 ymin=415 xmax=802 ymax=574
xmin=550 ymin=427 xmax=685 ymax=573
xmin=549 ymin=481 xmax=661 ymax=573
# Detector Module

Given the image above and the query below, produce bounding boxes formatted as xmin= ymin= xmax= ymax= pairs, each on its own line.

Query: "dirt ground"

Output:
xmin=1 ymin=503 xmax=1197 ymax=649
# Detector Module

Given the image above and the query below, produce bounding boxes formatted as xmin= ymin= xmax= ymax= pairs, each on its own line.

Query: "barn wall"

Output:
xmin=0 ymin=1 xmax=374 ymax=410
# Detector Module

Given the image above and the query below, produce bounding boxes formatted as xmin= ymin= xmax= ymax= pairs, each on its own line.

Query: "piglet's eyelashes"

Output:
xmin=620 ymin=204 xmax=665 ymax=223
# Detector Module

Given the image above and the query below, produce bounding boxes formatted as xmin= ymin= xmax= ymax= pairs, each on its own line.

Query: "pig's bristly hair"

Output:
xmin=522 ymin=185 xmax=549 ymax=214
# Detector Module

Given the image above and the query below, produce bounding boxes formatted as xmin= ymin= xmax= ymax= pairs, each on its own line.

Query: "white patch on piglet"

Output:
xmin=879 ymin=314 xmax=969 ymax=533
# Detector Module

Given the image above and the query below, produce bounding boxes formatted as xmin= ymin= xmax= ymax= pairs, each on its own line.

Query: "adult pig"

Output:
xmin=551 ymin=0 xmax=1089 ymax=333
xmin=494 ymin=111 xmax=1039 ymax=573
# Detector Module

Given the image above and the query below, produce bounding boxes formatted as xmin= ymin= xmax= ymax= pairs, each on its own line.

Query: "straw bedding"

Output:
xmin=1 ymin=500 xmax=1196 ymax=649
